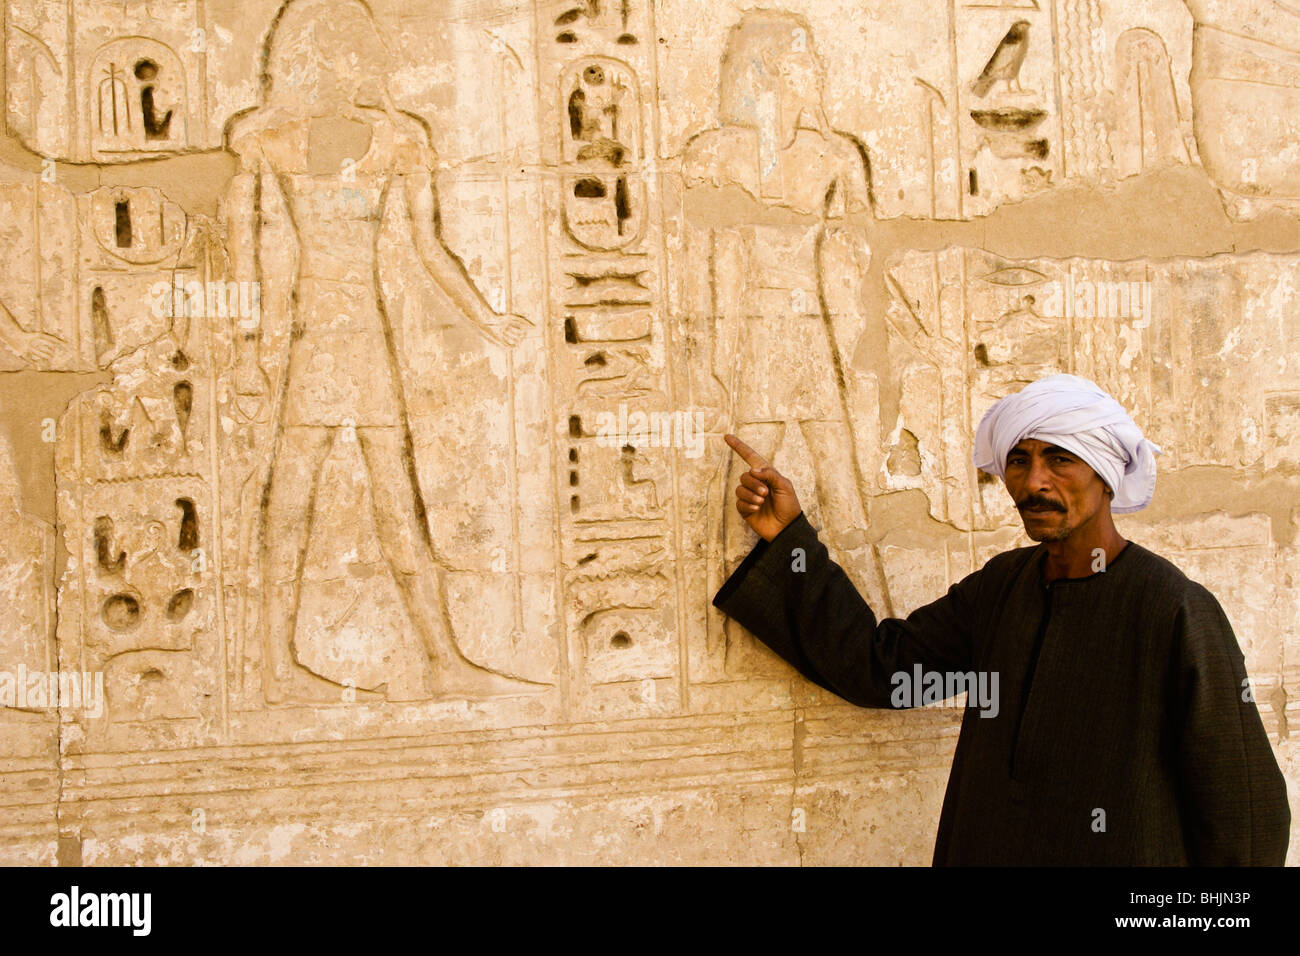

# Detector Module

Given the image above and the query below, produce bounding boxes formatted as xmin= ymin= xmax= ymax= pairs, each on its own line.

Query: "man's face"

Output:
xmin=1003 ymin=438 xmax=1111 ymax=542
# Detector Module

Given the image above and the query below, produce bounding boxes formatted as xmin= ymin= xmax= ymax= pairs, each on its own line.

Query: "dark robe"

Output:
xmin=713 ymin=513 xmax=1291 ymax=865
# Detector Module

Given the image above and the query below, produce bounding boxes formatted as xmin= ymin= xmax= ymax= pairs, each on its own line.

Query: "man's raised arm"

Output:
xmin=713 ymin=434 xmax=978 ymax=708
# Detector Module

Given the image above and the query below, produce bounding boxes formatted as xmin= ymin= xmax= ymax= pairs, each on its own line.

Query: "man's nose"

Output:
xmin=1024 ymin=455 xmax=1053 ymax=490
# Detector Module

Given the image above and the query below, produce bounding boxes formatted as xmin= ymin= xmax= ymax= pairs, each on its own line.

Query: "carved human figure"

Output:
xmin=682 ymin=10 xmax=893 ymax=665
xmin=226 ymin=0 xmax=535 ymax=702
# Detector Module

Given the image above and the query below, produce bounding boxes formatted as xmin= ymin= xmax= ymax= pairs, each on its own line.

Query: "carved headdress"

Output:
xmin=260 ymin=0 xmax=395 ymax=112
xmin=717 ymin=10 xmax=831 ymax=146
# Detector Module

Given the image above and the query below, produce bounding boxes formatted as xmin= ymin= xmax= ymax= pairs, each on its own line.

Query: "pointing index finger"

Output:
xmin=724 ymin=433 xmax=769 ymax=470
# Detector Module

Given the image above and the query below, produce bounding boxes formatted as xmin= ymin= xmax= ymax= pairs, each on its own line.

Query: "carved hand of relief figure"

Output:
xmin=0 ymin=299 xmax=70 ymax=368
xmin=479 ymin=312 xmax=532 ymax=348
xmin=15 ymin=331 xmax=69 ymax=366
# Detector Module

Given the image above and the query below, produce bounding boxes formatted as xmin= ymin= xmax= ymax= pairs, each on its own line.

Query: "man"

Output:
xmin=713 ymin=373 xmax=1290 ymax=865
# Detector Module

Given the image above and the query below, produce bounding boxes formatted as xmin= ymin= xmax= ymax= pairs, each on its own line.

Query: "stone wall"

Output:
xmin=0 ymin=0 xmax=1295 ymax=865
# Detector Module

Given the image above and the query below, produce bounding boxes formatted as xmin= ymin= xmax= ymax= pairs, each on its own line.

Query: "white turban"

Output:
xmin=972 ymin=374 xmax=1162 ymax=514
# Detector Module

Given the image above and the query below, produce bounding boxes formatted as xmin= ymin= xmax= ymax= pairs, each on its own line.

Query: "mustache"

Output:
xmin=1017 ymin=494 xmax=1066 ymax=512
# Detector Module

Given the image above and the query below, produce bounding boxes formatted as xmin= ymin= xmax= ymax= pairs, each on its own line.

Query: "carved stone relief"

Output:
xmin=1186 ymin=0 xmax=1300 ymax=217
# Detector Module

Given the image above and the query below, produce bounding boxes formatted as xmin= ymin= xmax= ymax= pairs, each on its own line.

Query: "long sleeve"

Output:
xmin=712 ymin=513 xmax=979 ymax=708
xmin=1172 ymin=583 xmax=1291 ymax=865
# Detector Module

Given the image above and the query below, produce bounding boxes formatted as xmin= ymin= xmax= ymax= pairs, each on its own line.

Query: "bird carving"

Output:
xmin=971 ymin=20 xmax=1031 ymax=98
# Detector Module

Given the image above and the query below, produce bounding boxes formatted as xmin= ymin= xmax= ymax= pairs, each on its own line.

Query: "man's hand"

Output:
xmin=725 ymin=433 xmax=802 ymax=542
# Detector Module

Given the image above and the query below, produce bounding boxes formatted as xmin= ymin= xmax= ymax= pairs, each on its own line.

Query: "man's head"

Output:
xmin=973 ymin=374 xmax=1162 ymax=543
xmin=1003 ymin=437 xmax=1113 ymax=542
